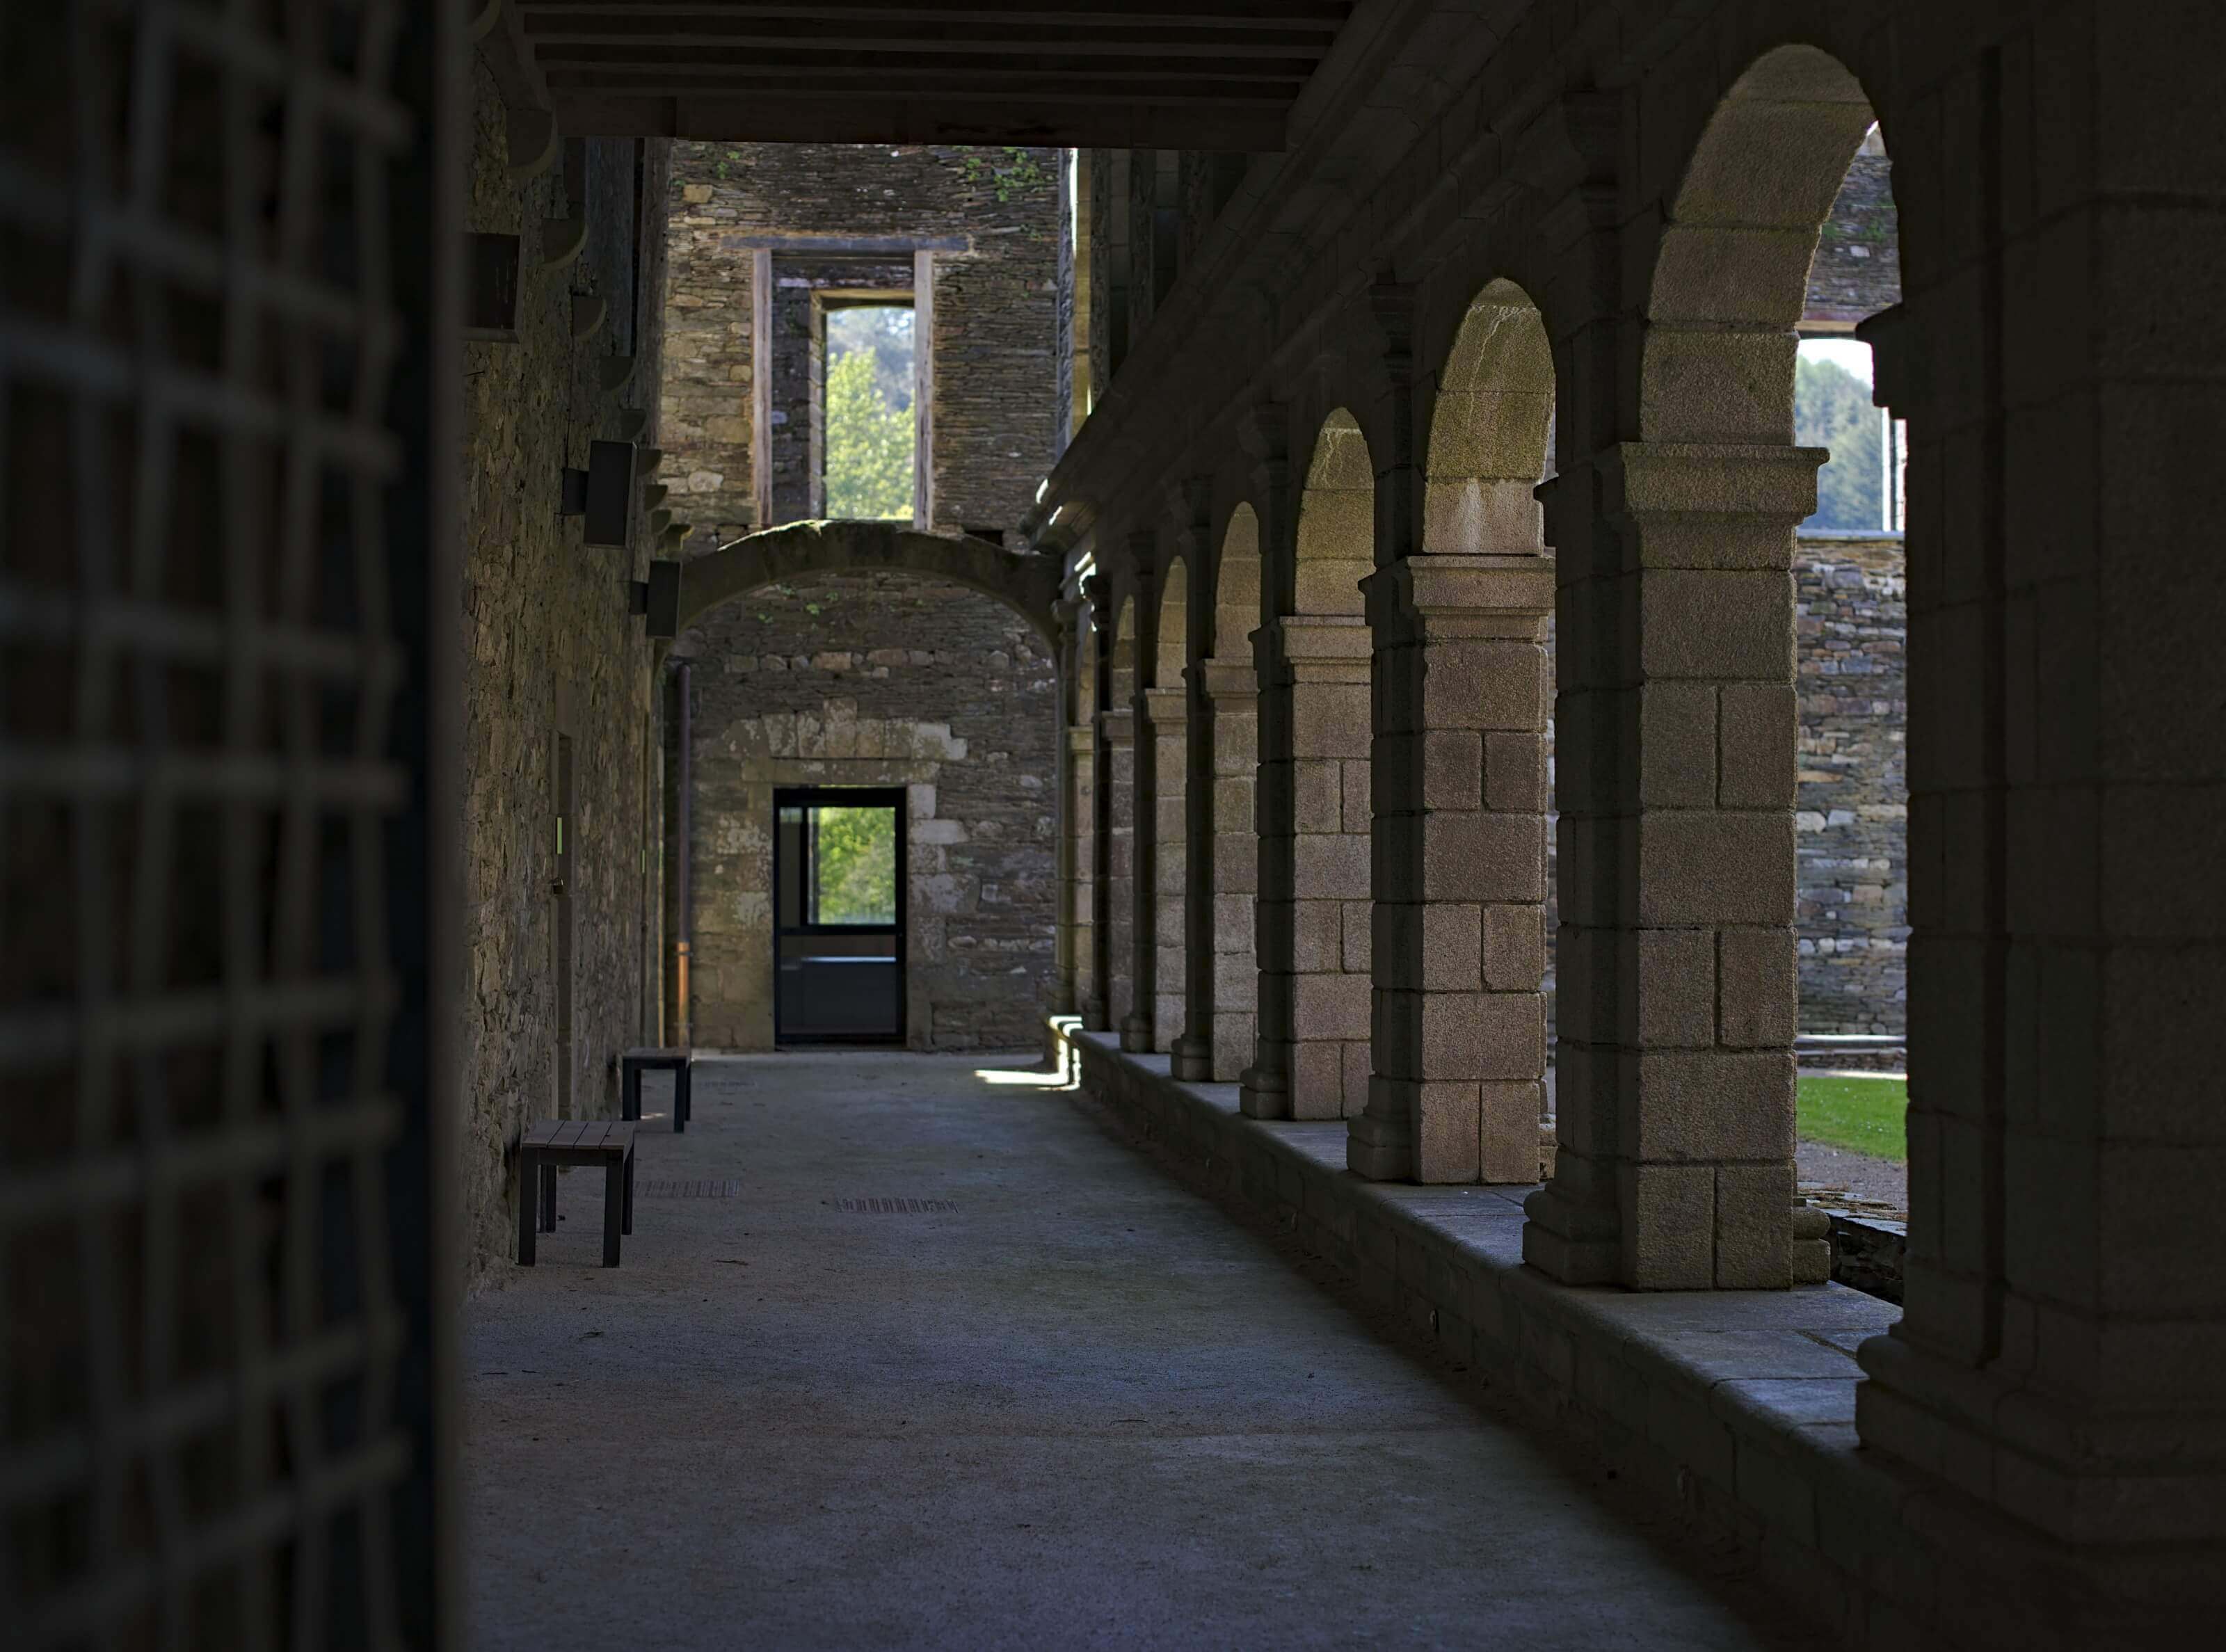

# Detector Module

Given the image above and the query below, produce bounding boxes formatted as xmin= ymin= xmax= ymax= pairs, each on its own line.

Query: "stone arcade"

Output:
xmin=3 ymin=5 xmax=2220 ymax=1651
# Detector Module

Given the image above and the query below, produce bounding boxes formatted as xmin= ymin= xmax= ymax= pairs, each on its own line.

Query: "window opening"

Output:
xmin=822 ymin=301 xmax=915 ymax=520
xmin=1795 ymin=336 xmax=1905 ymax=534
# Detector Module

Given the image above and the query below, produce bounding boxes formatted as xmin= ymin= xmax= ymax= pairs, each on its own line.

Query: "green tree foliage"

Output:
xmin=824 ymin=308 xmax=914 ymax=520
xmin=1795 ymin=355 xmax=1884 ymax=531
xmin=811 ymin=807 xmax=896 ymax=924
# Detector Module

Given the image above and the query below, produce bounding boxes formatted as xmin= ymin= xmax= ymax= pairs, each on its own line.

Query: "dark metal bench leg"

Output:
xmin=518 ymin=1151 xmax=537 ymax=1265
xmin=676 ymin=1062 xmax=691 ymax=1132
xmin=623 ymin=1144 xmax=634 ymax=1235
xmin=540 ymin=1164 xmax=557 ymax=1233
xmin=603 ymin=1158 xmax=624 ymax=1267
xmin=622 ymin=1061 xmax=639 ymax=1122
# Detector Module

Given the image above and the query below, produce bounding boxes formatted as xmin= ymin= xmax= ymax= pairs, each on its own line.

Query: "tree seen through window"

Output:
xmin=825 ymin=305 xmax=915 ymax=520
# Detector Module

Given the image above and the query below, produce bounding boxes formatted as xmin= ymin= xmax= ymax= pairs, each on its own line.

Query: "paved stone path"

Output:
xmin=464 ymin=1051 xmax=1801 ymax=1651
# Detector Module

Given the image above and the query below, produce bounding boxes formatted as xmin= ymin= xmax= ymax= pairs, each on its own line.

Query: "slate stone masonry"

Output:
xmin=1794 ymin=536 xmax=1907 ymax=1035
xmin=662 ymin=143 xmax=1065 ymax=548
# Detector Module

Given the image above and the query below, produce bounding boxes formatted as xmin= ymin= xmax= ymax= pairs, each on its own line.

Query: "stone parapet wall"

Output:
xmin=1795 ymin=536 xmax=1907 ymax=1036
xmin=678 ymin=571 xmax=1057 ymax=1050
xmin=662 ymin=143 xmax=1064 ymax=547
xmin=1062 ymin=1025 xmax=2150 ymax=1652
xmin=460 ymin=63 xmax=671 ymax=1288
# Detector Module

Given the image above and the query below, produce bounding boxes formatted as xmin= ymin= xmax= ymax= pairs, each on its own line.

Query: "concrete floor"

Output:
xmin=464 ymin=1051 xmax=1803 ymax=1651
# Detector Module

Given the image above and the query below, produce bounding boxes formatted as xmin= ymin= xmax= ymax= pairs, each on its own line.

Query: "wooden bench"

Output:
xmin=620 ymin=1047 xmax=693 ymax=1133
xmin=517 ymin=1120 xmax=636 ymax=1267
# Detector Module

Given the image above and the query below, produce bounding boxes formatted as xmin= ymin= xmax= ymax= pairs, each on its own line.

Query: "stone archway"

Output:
xmin=675 ymin=520 xmax=1062 ymax=643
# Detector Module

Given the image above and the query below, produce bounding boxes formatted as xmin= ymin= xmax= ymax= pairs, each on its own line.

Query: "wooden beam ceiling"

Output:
xmin=490 ymin=1 xmax=1356 ymax=150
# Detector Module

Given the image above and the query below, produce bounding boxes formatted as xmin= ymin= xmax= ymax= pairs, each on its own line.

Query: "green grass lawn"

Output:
xmin=1797 ymin=1075 xmax=1908 ymax=1162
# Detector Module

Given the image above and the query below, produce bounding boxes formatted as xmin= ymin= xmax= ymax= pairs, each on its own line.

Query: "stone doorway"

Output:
xmin=773 ymin=787 xmax=909 ymax=1043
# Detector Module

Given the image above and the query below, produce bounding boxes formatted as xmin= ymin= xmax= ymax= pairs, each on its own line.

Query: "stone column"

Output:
xmin=1100 ymin=701 xmax=1135 ymax=1037
xmin=1352 ymin=555 xmax=1553 ymax=1182
xmin=1050 ymin=597 xmax=1087 ymax=1019
xmin=1523 ymin=440 xmax=1825 ymax=1288
xmin=1850 ymin=23 xmax=2226 ymax=1614
xmin=1279 ymin=614 xmax=1372 ymax=1118
xmin=1177 ymin=657 xmax=1257 ymax=1082
xmin=1119 ymin=552 xmax=1159 ymax=1053
xmin=1144 ymin=683 xmax=1187 ymax=1052
xmin=1238 ymin=415 xmax=1297 ymax=1118
xmin=1083 ymin=577 xmax=1116 ymax=1032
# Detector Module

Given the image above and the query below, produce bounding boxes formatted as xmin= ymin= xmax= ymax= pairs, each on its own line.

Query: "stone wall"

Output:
xmin=661 ymin=143 xmax=1065 ymax=547
xmin=1795 ymin=536 xmax=1907 ymax=1034
xmin=1804 ymin=151 xmax=1900 ymax=324
xmin=460 ymin=60 xmax=671 ymax=1290
xmin=678 ymin=571 xmax=1057 ymax=1050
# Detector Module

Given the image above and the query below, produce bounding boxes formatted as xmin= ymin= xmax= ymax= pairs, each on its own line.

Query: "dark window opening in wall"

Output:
xmin=822 ymin=301 xmax=915 ymax=520
xmin=774 ymin=787 xmax=908 ymax=1043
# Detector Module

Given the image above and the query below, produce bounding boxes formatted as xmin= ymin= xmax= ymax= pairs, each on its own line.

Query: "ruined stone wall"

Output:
xmin=662 ymin=143 xmax=1065 ymax=547
xmin=460 ymin=60 xmax=671 ymax=1289
xmin=678 ymin=571 xmax=1057 ymax=1050
xmin=1795 ymin=536 xmax=1907 ymax=1034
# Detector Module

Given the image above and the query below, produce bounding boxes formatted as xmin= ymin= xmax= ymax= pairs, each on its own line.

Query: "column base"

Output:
xmin=1237 ymin=1065 xmax=1287 ymax=1119
xmin=1791 ymin=1201 xmax=1832 ymax=1285
xmin=1859 ymin=1326 xmax=2226 ymax=1549
xmin=1118 ymin=1013 xmax=1153 ymax=1053
xmin=1082 ymin=998 xmax=1109 ymax=1033
xmin=1345 ymin=1109 xmax=1413 ymax=1182
xmin=1521 ymin=1180 xmax=1621 ymax=1285
xmin=1169 ymin=1034 xmax=1212 ymax=1081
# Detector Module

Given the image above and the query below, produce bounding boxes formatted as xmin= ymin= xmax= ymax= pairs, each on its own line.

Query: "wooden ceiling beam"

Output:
xmin=553 ymin=91 xmax=1290 ymax=151
xmin=520 ymin=1 xmax=1347 ymax=27
xmin=533 ymin=49 xmax=1317 ymax=81
xmin=519 ymin=17 xmax=1336 ymax=55
xmin=548 ymin=72 xmax=1294 ymax=104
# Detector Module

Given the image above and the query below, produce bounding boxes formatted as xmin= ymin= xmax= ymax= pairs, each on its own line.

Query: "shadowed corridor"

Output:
xmin=465 ymin=1052 xmax=1800 ymax=1650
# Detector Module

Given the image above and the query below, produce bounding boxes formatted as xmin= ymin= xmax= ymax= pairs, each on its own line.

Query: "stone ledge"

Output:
xmin=1057 ymin=1023 xmax=2204 ymax=1652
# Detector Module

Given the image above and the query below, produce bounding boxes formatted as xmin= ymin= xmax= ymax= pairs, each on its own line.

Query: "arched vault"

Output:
xmin=675 ymin=521 xmax=1064 ymax=645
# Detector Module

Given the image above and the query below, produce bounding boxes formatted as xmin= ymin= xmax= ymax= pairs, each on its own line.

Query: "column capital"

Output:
xmin=1265 ymin=614 xmax=1372 ymax=684
xmin=1098 ymin=707 xmax=1135 ymax=745
xmin=1194 ymin=657 xmax=1258 ymax=703
xmin=1362 ymin=553 xmax=1555 ymax=641
xmin=1599 ymin=440 xmax=1826 ymax=524
xmin=1141 ymin=685 xmax=1186 ymax=726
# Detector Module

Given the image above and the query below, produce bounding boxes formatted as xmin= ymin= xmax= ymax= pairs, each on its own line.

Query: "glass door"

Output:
xmin=773 ymin=788 xmax=907 ymax=1042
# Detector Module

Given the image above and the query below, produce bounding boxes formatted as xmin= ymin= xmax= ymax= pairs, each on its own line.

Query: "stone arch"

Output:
xmin=1423 ymin=280 xmax=1555 ymax=554
xmin=1153 ymin=556 xmax=1189 ymax=689
xmin=1260 ymin=408 xmax=1376 ymax=1121
xmin=1100 ymin=593 xmax=1139 ymax=1037
xmin=1144 ymin=557 xmax=1190 ymax=1050
xmin=1213 ymin=503 xmax=1262 ymax=659
xmin=1640 ymin=43 xmax=1877 ymax=442
xmin=1193 ymin=504 xmax=1264 ymax=1082
xmin=1358 ymin=276 xmax=1560 ymax=1185
xmin=677 ymin=520 xmax=1062 ymax=645
xmin=1292 ymin=408 xmax=1372 ymax=618
xmin=1532 ymin=41 xmax=1885 ymax=1291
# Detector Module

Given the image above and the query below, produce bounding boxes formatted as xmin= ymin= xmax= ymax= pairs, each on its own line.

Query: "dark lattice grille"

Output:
xmin=1 ymin=3 xmax=447 ymax=1647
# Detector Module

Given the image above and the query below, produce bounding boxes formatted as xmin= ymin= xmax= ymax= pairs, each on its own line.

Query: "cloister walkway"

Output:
xmin=464 ymin=1051 xmax=1802 ymax=1650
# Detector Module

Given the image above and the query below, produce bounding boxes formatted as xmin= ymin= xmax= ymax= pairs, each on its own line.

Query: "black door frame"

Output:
xmin=772 ymin=786 xmax=909 ymax=1045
